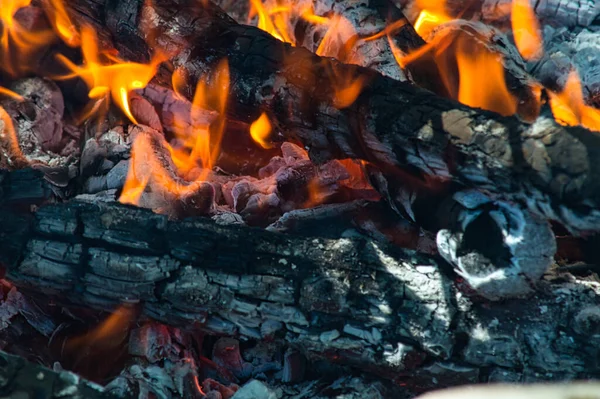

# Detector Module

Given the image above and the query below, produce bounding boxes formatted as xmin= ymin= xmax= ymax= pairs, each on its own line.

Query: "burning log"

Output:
xmin=62 ymin=0 xmax=600 ymax=237
xmin=399 ymin=0 xmax=600 ymax=29
xmin=2 ymin=185 xmax=600 ymax=392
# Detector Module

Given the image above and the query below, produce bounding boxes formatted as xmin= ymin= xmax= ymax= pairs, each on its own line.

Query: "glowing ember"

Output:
xmin=250 ymin=112 xmax=274 ymax=149
xmin=548 ymin=71 xmax=600 ymax=132
xmin=413 ymin=0 xmax=452 ymax=39
xmin=511 ymin=0 xmax=543 ymax=61
xmin=56 ymin=25 xmax=163 ymax=124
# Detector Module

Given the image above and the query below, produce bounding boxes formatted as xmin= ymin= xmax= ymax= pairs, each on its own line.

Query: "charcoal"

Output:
xmin=106 ymin=160 xmax=129 ymax=190
xmin=212 ymin=338 xmax=253 ymax=381
xmin=83 ymin=175 xmax=108 ymax=194
xmin=281 ymin=349 xmax=306 ymax=383
xmin=80 ymin=139 xmax=108 ymax=178
xmin=231 ymin=380 xmax=277 ymax=399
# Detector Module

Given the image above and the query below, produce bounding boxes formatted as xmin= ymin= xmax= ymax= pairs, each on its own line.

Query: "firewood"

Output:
xmin=2 ymin=195 xmax=600 ymax=393
xmin=63 ymin=0 xmax=600 ymax=238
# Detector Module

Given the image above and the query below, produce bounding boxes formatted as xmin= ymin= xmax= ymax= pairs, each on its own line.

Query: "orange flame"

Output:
xmin=0 ymin=0 xmax=56 ymax=76
xmin=511 ymin=0 xmax=543 ymax=61
xmin=120 ymin=60 xmax=230 ymax=204
xmin=0 ymin=105 xmax=26 ymax=166
xmin=413 ymin=0 xmax=452 ymax=39
xmin=66 ymin=306 xmax=135 ymax=351
xmin=42 ymin=0 xmax=80 ymax=47
xmin=119 ymin=131 xmax=215 ymax=206
xmin=455 ymin=38 xmax=517 ymax=116
xmin=548 ymin=70 xmax=600 ymax=132
xmin=56 ymin=25 xmax=163 ymax=124
xmin=249 ymin=0 xmax=294 ymax=44
xmin=328 ymin=65 xmax=367 ymax=109
xmin=170 ymin=59 xmax=230 ymax=179
xmin=250 ymin=112 xmax=274 ymax=149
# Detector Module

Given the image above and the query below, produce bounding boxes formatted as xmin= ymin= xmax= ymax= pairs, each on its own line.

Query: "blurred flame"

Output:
xmin=0 ymin=105 xmax=26 ymax=165
xmin=67 ymin=306 xmax=134 ymax=351
xmin=43 ymin=0 xmax=80 ymax=47
xmin=455 ymin=38 xmax=517 ymax=116
xmin=56 ymin=25 xmax=163 ymax=124
xmin=548 ymin=71 xmax=600 ymax=131
xmin=172 ymin=67 xmax=189 ymax=100
xmin=328 ymin=65 xmax=367 ymax=109
xmin=511 ymin=0 xmax=543 ymax=61
xmin=0 ymin=0 xmax=55 ymax=76
xmin=413 ymin=0 xmax=452 ymax=38
xmin=315 ymin=15 xmax=359 ymax=63
xmin=250 ymin=112 xmax=273 ymax=149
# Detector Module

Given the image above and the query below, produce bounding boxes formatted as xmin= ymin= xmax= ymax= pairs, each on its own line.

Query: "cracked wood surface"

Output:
xmin=0 ymin=349 xmax=112 ymax=398
xmin=1 ymin=191 xmax=600 ymax=392
xmin=64 ymin=0 xmax=600 ymax=235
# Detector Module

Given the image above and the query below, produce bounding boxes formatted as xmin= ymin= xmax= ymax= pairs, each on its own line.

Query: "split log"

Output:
xmin=2 ymin=196 xmax=600 ymax=394
xmin=65 ymin=0 xmax=600 ymax=236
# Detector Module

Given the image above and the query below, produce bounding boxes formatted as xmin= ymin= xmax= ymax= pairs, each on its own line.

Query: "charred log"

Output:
xmin=2 ymin=198 xmax=600 ymax=393
xmin=0 ymin=349 xmax=111 ymax=398
xmin=61 ymin=0 xmax=600 ymax=237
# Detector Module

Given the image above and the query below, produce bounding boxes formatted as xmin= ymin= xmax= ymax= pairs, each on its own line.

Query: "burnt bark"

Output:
xmin=0 ymin=349 xmax=112 ymax=398
xmin=2 ymin=194 xmax=600 ymax=393
xmin=63 ymin=0 xmax=600 ymax=236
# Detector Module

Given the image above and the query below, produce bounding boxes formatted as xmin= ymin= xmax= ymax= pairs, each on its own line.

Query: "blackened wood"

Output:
xmin=66 ymin=0 xmax=600 ymax=235
xmin=2 ymin=198 xmax=600 ymax=393
xmin=0 ymin=349 xmax=114 ymax=398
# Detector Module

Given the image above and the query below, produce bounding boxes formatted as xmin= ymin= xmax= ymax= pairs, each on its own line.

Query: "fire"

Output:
xmin=0 ymin=105 xmax=26 ymax=166
xmin=413 ymin=0 xmax=452 ymax=39
xmin=56 ymin=25 xmax=163 ymax=124
xmin=511 ymin=0 xmax=543 ymax=61
xmin=170 ymin=58 xmax=230 ymax=179
xmin=120 ymin=59 xmax=230 ymax=204
xmin=66 ymin=306 xmax=135 ymax=352
xmin=250 ymin=112 xmax=273 ymax=149
xmin=455 ymin=37 xmax=517 ymax=116
xmin=328 ymin=65 xmax=367 ymax=109
xmin=0 ymin=0 xmax=55 ymax=76
xmin=548 ymin=70 xmax=600 ymax=132
xmin=249 ymin=0 xmax=294 ymax=44
xmin=42 ymin=0 xmax=80 ymax=47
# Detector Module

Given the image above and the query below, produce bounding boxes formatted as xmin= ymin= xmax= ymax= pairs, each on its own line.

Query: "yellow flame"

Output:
xmin=0 ymin=0 xmax=56 ymax=76
xmin=250 ymin=112 xmax=273 ymax=149
xmin=0 ymin=105 xmax=26 ymax=165
xmin=56 ymin=25 xmax=163 ymax=124
xmin=413 ymin=0 xmax=452 ymax=38
xmin=511 ymin=0 xmax=543 ymax=61
xmin=43 ymin=0 xmax=80 ymax=47
xmin=120 ymin=59 xmax=230 ymax=204
xmin=548 ymin=70 xmax=600 ymax=132
xmin=456 ymin=38 xmax=517 ymax=116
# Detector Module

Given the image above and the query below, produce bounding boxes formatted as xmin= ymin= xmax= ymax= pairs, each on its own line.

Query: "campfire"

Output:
xmin=1 ymin=0 xmax=600 ymax=397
